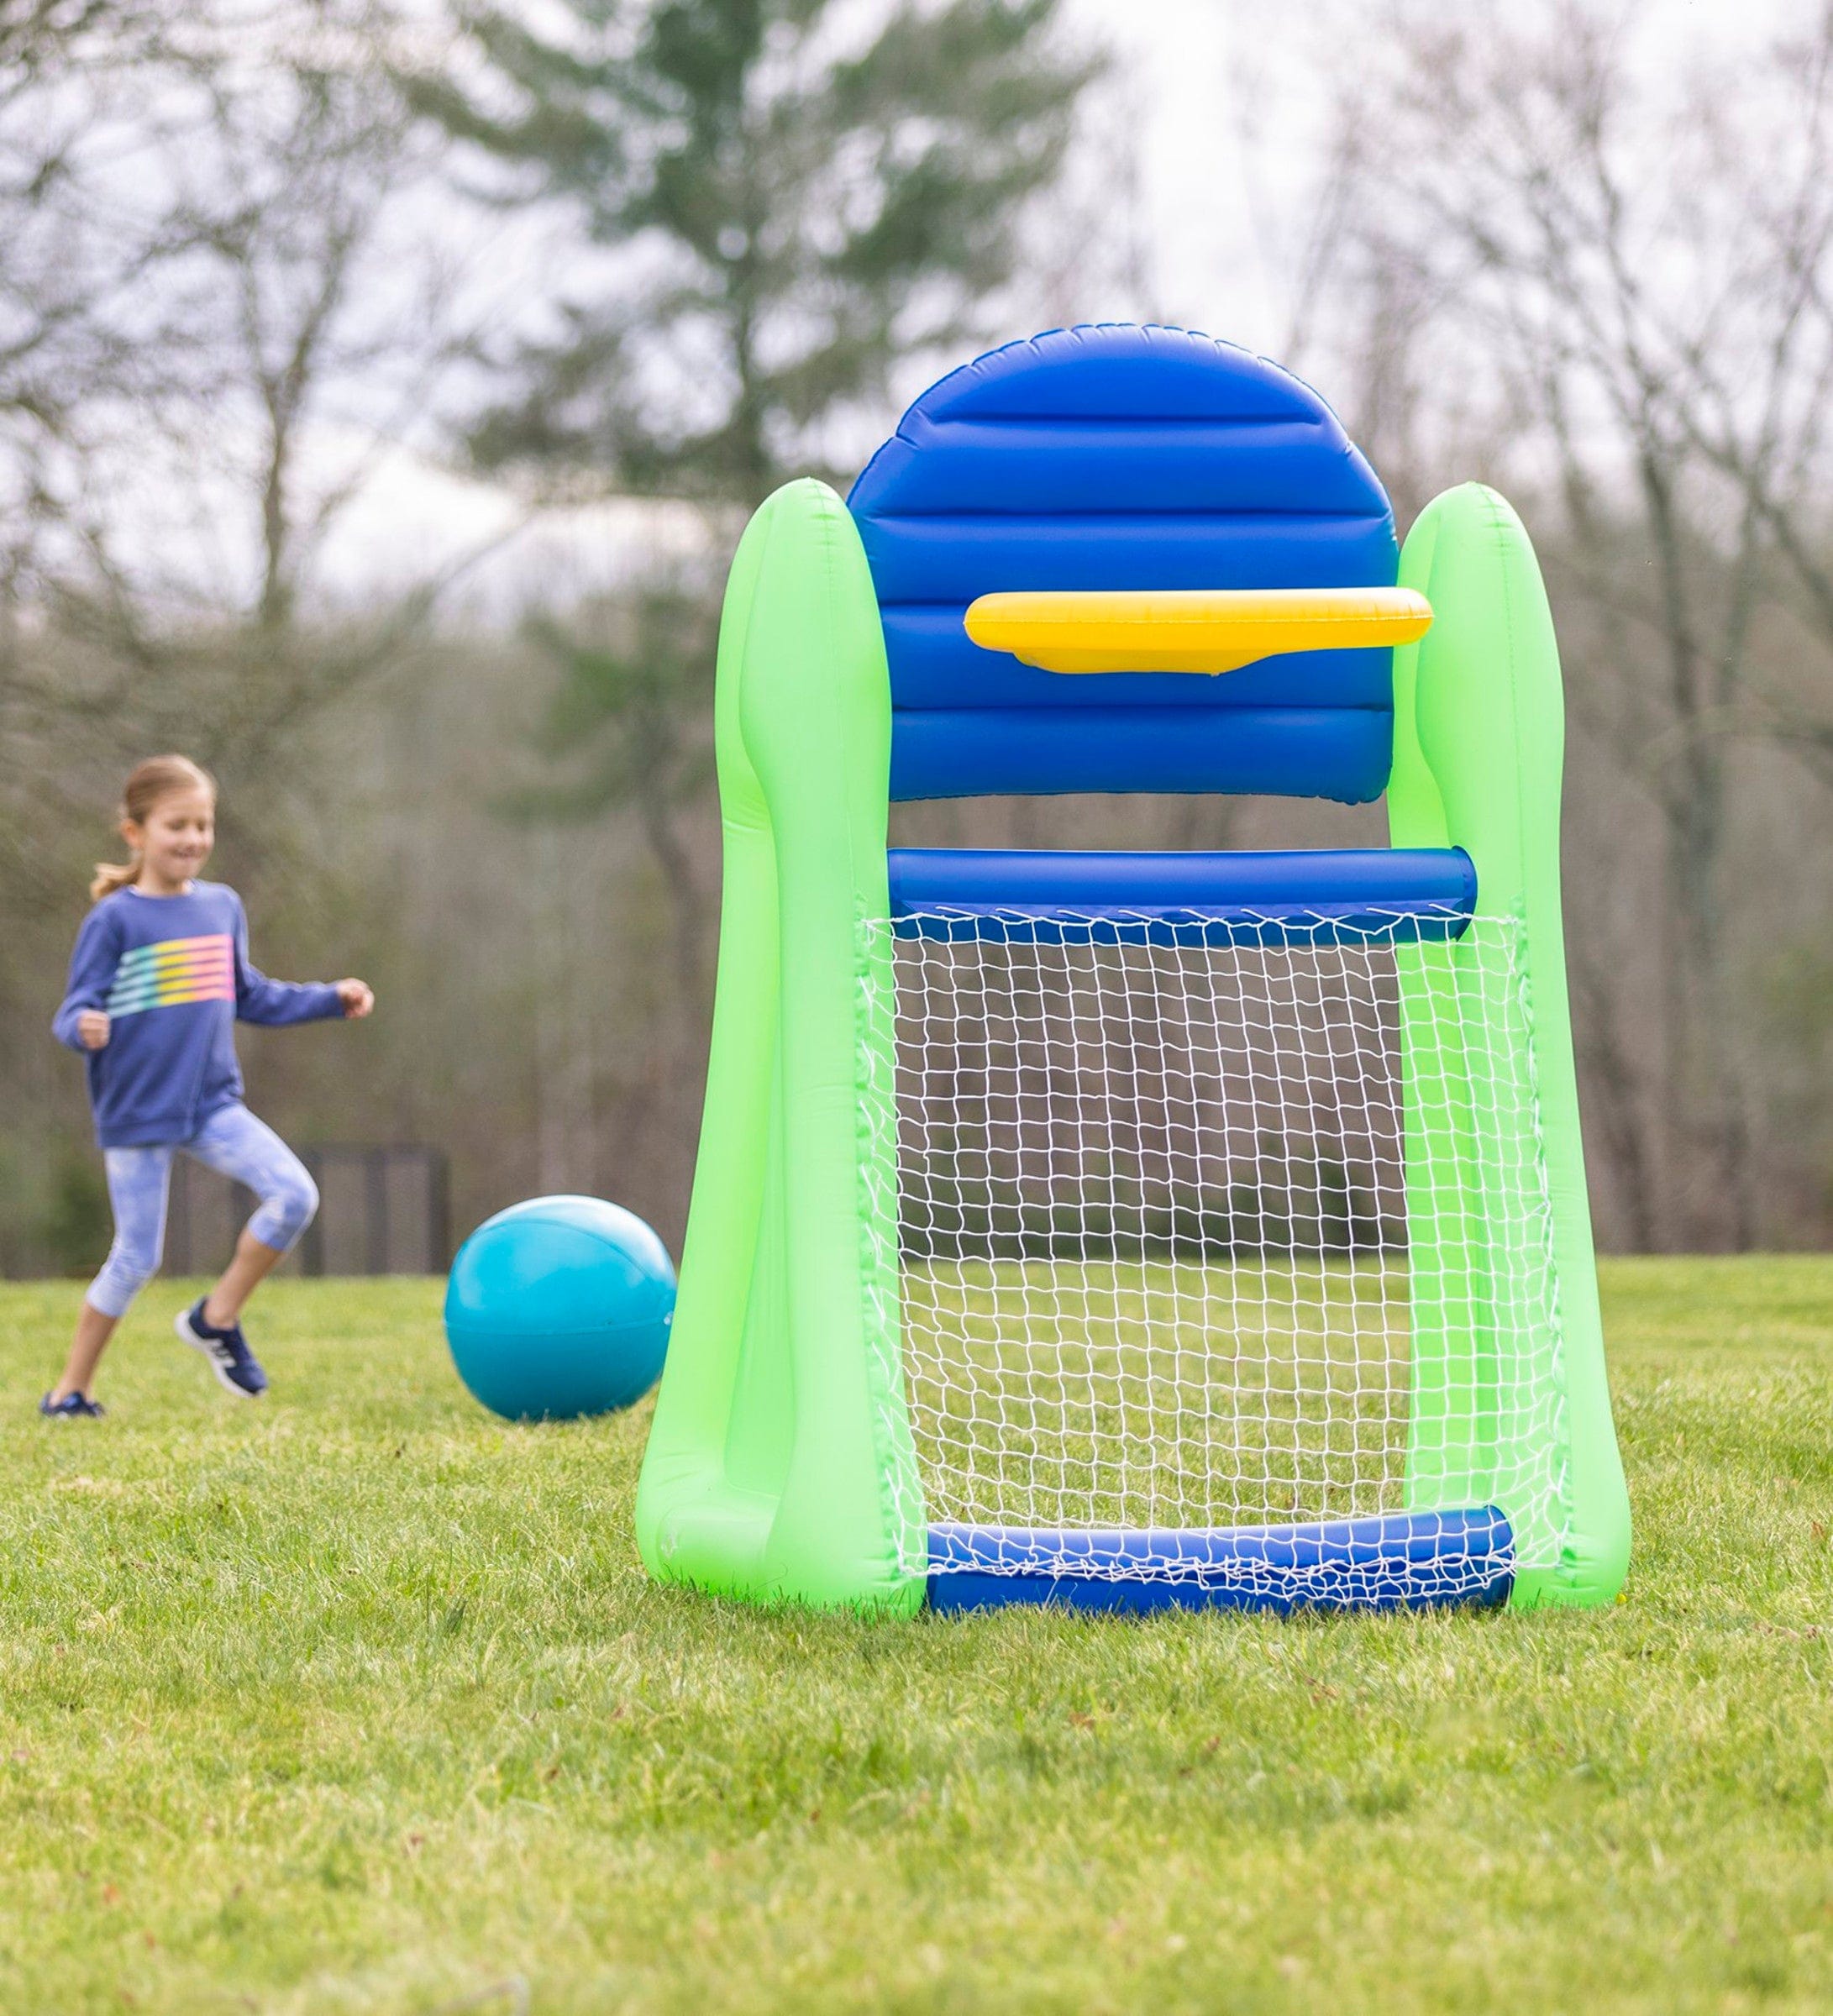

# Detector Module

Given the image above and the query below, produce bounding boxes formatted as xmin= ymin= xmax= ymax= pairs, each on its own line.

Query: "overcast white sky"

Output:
xmin=1083 ymin=0 xmax=1770 ymax=347
xmin=316 ymin=0 xmax=1278 ymax=614
xmin=310 ymin=0 xmax=1785 ymax=617
xmin=1093 ymin=1 xmax=1275 ymax=333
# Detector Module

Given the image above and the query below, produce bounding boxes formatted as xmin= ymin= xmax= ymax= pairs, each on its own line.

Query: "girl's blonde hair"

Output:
xmin=91 ymin=754 xmax=217 ymax=902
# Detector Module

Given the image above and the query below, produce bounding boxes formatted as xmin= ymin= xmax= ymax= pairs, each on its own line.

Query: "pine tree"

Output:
xmin=409 ymin=0 xmax=1100 ymax=505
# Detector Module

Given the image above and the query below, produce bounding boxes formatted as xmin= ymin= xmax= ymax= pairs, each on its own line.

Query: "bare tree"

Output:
xmin=1253 ymin=0 xmax=1833 ymax=1248
xmin=0 ymin=2 xmax=523 ymax=873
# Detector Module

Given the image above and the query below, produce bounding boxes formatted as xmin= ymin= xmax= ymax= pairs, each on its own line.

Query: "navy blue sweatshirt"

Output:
xmin=52 ymin=882 xmax=344 ymax=1147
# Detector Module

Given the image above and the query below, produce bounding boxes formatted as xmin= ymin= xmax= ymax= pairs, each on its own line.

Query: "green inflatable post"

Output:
xmin=633 ymin=480 xmax=924 ymax=1613
xmin=1388 ymin=482 xmax=1631 ymax=1608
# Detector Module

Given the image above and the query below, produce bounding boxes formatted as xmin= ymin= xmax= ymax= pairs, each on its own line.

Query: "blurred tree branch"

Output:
xmin=0 ymin=0 xmax=527 ymax=895
xmin=406 ymin=0 xmax=1104 ymax=508
xmin=506 ymin=581 xmax=719 ymax=1005
xmin=1272 ymin=0 xmax=1833 ymax=1247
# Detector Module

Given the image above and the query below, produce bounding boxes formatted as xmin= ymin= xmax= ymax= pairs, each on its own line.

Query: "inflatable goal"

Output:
xmin=634 ymin=324 xmax=1631 ymax=1615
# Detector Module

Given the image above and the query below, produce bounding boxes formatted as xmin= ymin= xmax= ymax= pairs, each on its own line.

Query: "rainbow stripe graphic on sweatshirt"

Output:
xmin=104 ymin=933 xmax=234 ymax=1018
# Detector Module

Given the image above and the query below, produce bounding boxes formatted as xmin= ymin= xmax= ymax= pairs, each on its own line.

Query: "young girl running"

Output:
xmin=45 ymin=754 xmax=374 ymax=1417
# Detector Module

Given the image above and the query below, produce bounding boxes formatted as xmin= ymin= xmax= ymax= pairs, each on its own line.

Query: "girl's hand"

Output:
xmin=77 ymin=1010 xmax=111 ymax=1050
xmin=336 ymin=978 xmax=374 ymax=1019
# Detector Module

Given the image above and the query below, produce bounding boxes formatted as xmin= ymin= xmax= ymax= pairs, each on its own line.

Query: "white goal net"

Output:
xmin=858 ymin=909 xmax=1571 ymax=1592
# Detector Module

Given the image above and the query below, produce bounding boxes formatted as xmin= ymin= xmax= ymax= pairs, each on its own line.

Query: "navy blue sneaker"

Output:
xmin=175 ymin=1298 xmax=268 ymax=1399
xmin=39 ymin=1391 xmax=105 ymax=1419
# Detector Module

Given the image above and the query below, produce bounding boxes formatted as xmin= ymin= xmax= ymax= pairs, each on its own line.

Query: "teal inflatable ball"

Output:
xmin=444 ymin=1195 xmax=676 ymax=1421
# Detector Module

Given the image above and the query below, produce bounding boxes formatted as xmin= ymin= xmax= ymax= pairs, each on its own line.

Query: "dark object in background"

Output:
xmin=164 ymin=1143 xmax=449 ymax=1278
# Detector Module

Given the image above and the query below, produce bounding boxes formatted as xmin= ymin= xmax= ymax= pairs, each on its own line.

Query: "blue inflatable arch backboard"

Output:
xmin=847 ymin=323 xmax=1400 ymax=803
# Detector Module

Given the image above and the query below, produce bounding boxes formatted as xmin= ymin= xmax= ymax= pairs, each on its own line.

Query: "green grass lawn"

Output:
xmin=0 ymin=1261 xmax=1829 ymax=2015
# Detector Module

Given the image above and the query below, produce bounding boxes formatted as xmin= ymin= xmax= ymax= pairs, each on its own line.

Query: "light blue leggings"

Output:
xmin=87 ymin=1104 xmax=319 ymax=1319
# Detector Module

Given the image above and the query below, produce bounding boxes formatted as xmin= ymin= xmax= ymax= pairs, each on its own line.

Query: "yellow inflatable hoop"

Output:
xmin=964 ymin=586 xmax=1433 ymax=675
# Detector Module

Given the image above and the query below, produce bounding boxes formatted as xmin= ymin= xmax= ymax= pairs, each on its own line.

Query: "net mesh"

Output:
xmin=858 ymin=910 xmax=1569 ymax=1590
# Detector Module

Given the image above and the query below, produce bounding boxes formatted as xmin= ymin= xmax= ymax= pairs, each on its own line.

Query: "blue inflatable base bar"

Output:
xmin=926 ymin=1508 xmax=1514 ymax=1615
xmin=888 ymin=845 xmax=1476 ymax=947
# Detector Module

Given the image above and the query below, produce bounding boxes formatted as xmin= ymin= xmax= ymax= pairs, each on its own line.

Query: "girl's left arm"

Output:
xmin=231 ymin=897 xmax=347 ymax=1027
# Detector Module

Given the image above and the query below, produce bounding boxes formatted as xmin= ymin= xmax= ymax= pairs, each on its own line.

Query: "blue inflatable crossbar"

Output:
xmin=927 ymin=1508 xmax=1515 ymax=1615
xmin=887 ymin=845 xmax=1475 ymax=946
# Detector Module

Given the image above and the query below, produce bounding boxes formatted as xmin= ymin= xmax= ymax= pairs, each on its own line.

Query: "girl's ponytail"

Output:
xmin=89 ymin=856 xmax=142 ymax=902
xmin=90 ymin=753 xmax=216 ymax=903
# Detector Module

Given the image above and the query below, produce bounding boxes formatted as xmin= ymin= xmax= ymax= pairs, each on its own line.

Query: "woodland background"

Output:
xmin=6 ymin=0 xmax=1833 ymax=1273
